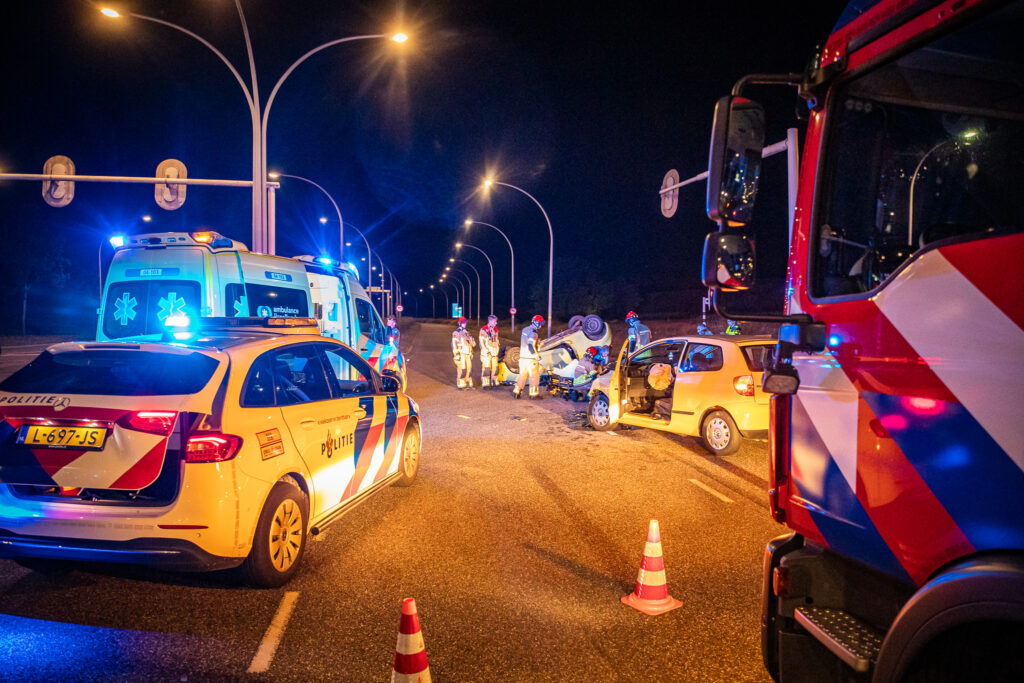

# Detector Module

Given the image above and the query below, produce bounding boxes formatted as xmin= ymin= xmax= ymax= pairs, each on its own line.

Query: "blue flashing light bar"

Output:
xmin=109 ymin=234 xmax=127 ymax=248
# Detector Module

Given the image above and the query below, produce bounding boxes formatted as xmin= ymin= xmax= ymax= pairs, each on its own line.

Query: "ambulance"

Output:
xmin=97 ymin=230 xmax=405 ymax=389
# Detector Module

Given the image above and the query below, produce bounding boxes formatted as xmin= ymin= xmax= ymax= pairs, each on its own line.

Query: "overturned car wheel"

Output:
xmin=582 ymin=315 xmax=605 ymax=341
xmin=503 ymin=346 xmax=521 ymax=373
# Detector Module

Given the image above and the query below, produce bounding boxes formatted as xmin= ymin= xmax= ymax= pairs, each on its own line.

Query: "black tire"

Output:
xmin=587 ymin=392 xmax=617 ymax=431
xmin=15 ymin=558 xmax=71 ymax=575
xmin=241 ymin=480 xmax=308 ymax=588
xmin=396 ymin=423 xmax=421 ymax=487
xmin=567 ymin=315 xmax=585 ymax=329
xmin=503 ymin=346 xmax=521 ymax=373
xmin=582 ymin=315 xmax=605 ymax=341
xmin=701 ymin=410 xmax=741 ymax=456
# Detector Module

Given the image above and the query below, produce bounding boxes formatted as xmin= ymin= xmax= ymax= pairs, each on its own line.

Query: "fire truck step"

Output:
xmin=794 ymin=606 xmax=883 ymax=673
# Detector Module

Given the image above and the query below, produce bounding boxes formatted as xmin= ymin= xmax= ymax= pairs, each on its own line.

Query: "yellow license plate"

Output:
xmin=18 ymin=425 xmax=109 ymax=450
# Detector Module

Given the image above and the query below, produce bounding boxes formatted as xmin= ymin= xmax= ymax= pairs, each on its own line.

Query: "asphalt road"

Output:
xmin=0 ymin=323 xmax=785 ymax=681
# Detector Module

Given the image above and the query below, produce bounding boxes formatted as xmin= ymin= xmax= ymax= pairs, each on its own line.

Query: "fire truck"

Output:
xmin=701 ymin=0 xmax=1024 ymax=680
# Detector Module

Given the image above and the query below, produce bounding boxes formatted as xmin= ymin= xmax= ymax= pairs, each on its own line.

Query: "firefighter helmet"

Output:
xmin=458 ymin=316 xmax=467 ymax=326
xmin=626 ymin=311 xmax=639 ymax=323
xmin=487 ymin=314 xmax=498 ymax=324
xmin=531 ymin=314 xmax=544 ymax=326
xmin=586 ymin=346 xmax=598 ymax=357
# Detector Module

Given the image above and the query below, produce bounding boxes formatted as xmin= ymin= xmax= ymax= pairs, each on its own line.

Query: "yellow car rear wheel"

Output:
xmin=242 ymin=480 xmax=308 ymax=587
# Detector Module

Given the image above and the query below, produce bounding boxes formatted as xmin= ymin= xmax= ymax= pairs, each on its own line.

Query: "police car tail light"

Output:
xmin=733 ymin=374 xmax=755 ymax=397
xmin=119 ymin=411 xmax=178 ymax=436
xmin=186 ymin=434 xmax=242 ymax=463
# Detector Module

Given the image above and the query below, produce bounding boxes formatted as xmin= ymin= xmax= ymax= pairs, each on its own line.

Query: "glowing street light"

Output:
xmin=102 ymin=6 xmax=407 ymax=254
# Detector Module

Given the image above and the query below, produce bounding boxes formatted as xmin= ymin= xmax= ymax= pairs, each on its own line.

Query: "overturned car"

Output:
xmin=499 ymin=315 xmax=612 ymax=385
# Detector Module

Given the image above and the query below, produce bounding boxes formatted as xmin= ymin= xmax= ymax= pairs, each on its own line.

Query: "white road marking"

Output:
xmin=455 ymin=414 xmax=471 ymax=419
xmin=604 ymin=431 xmax=618 ymax=436
xmin=247 ymin=591 xmax=299 ymax=674
xmin=688 ymin=478 xmax=734 ymax=503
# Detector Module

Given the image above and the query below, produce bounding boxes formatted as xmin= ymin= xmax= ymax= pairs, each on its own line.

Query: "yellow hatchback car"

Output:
xmin=0 ymin=318 xmax=421 ymax=586
xmin=587 ymin=335 xmax=775 ymax=455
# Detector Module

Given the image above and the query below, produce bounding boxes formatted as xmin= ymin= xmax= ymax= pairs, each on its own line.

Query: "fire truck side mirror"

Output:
xmin=706 ymin=96 xmax=765 ymax=225
xmin=702 ymin=231 xmax=756 ymax=291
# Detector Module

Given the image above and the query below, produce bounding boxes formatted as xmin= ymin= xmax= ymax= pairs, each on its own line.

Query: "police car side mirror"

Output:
xmin=380 ymin=371 xmax=401 ymax=393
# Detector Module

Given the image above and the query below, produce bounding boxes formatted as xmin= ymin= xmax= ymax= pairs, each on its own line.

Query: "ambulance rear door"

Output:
xmin=99 ymin=247 xmax=209 ymax=341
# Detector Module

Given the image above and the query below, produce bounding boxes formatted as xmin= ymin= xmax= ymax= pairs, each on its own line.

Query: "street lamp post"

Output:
xmin=445 ymin=268 xmax=471 ymax=323
xmin=424 ymin=287 xmax=436 ymax=319
xmin=456 ymin=242 xmax=493 ymax=316
xmin=437 ymin=280 xmax=452 ymax=317
xmin=104 ymin=6 xmax=406 ymax=253
xmin=483 ymin=180 xmax=554 ymax=336
xmin=449 ymin=259 xmax=481 ymax=324
xmin=270 ymin=173 xmax=346 ymax=259
xmin=464 ymin=219 xmax=516 ymax=332
xmin=443 ymin=272 xmax=465 ymax=314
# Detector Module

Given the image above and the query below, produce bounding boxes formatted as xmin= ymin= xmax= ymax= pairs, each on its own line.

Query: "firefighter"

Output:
xmin=451 ymin=317 xmax=476 ymax=388
xmin=479 ymin=314 xmax=500 ymax=388
xmin=513 ymin=314 xmax=544 ymax=399
xmin=385 ymin=316 xmax=400 ymax=347
xmin=626 ymin=311 xmax=651 ymax=353
xmin=726 ymin=319 xmax=741 ymax=335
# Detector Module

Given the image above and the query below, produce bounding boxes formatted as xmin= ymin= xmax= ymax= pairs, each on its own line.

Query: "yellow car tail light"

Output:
xmin=733 ymin=374 xmax=755 ymax=397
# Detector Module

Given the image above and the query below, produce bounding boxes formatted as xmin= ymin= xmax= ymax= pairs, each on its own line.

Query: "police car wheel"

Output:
xmin=701 ymin=410 xmax=741 ymax=456
xmin=396 ymin=424 xmax=420 ymax=487
xmin=242 ymin=481 xmax=308 ymax=587
xmin=587 ymin=393 xmax=617 ymax=431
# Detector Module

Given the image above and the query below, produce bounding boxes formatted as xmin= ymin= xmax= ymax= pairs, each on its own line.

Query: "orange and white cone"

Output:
xmin=391 ymin=598 xmax=431 ymax=683
xmin=621 ymin=519 xmax=683 ymax=615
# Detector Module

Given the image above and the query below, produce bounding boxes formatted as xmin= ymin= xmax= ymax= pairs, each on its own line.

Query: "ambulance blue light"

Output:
xmin=828 ymin=334 xmax=841 ymax=347
xmin=109 ymin=234 xmax=127 ymax=248
xmin=317 ymin=256 xmax=334 ymax=266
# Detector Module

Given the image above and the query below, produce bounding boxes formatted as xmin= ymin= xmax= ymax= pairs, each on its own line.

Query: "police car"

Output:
xmin=0 ymin=318 xmax=421 ymax=586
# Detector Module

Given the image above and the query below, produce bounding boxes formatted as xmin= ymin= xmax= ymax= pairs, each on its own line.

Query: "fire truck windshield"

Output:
xmin=812 ymin=3 xmax=1024 ymax=298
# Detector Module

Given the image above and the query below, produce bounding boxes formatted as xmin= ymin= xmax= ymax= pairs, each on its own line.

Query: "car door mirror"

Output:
xmin=702 ymin=231 xmax=756 ymax=291
xmin=706 ymin=95 xmax=765 ymax=225
xmin=380 ymin=370 xmax=401 ymax=393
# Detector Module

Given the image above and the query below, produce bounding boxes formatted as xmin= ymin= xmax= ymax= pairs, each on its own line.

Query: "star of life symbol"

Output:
xmin=233 ymin=295 xmax=249 ymax=317
xmin=113 ymin=292 xmax=137 ymax=326
xmin=157 ymin=292 xmax=186 ymax=322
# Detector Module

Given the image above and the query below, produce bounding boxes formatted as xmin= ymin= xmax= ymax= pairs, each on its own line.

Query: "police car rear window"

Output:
xmin=0 ymin=350 xmax=220 ymax=396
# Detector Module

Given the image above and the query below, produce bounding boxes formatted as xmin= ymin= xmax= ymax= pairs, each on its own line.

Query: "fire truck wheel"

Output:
xmin=396 ymin=424 xmax=421 ymax=487
xmin=701 ymin=410 xmax=741 ymax=456
xmin=587 ymin=392 xmax=617 ymax=431
xmin=242 ymin=480 xmax=308 ymax=588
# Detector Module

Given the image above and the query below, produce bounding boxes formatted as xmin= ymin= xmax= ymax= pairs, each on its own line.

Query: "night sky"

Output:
xmin=0 ymin=1 xmax=843 ymax=333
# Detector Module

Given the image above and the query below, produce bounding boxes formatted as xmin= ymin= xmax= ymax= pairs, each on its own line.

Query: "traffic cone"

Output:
xmin=621 ymin=519 xmax=682 ymax=615
xmin=391 ymin=598 xmax=431 ymax=683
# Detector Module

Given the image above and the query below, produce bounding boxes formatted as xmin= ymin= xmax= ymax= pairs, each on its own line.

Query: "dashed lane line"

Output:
xmin=688 ymin=478 xmax=734 ymax=503
xmin=247 ymin=591 xmax=299 ymax=674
